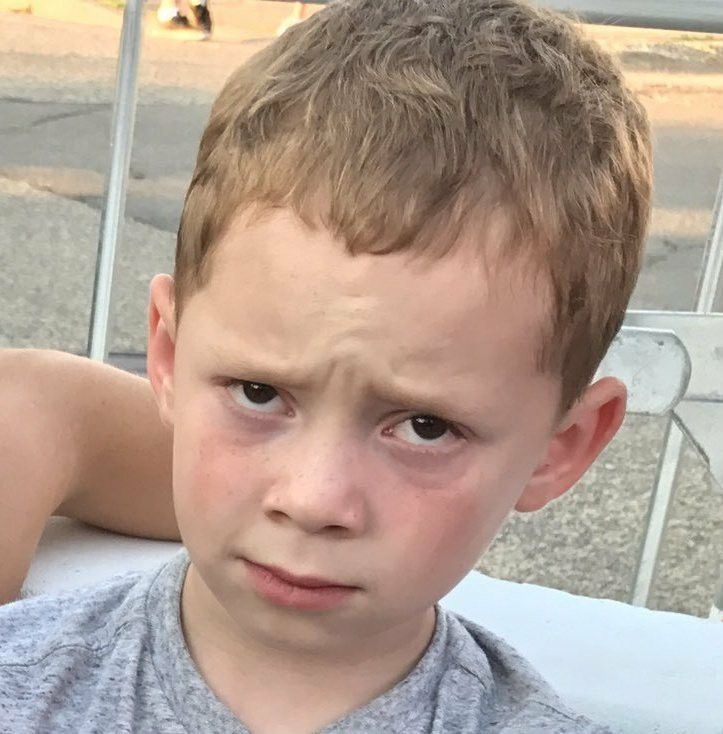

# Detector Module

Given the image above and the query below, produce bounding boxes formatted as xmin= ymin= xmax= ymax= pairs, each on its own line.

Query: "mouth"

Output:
xmin=245 ymin=559 xmax=354 ymax=589
xmin=241 ymin=558 xmax=359 ymax=611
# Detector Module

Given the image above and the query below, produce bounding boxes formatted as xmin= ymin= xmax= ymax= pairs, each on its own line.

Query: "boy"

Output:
xmin=0 ymin=0 xmax=651 ymax=731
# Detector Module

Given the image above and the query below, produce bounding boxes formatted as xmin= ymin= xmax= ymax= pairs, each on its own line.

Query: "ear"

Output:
xmin=147 ymin=274 xmax=177 ymax=428
xmin=515 ymin=377 xmax=626 ymax=512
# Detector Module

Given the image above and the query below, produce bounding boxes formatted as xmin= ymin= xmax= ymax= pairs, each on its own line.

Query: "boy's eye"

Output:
xmin=228 ymin=381 xmax=285 ymax=413
xmin=390 ymin=414 xmax=459 ymax=448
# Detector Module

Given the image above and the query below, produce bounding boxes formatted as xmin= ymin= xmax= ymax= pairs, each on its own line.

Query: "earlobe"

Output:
xmin=147 ymin=274 xmax=177 ymax=427
xmin=515 ymin=377 xmax=627 ymax=513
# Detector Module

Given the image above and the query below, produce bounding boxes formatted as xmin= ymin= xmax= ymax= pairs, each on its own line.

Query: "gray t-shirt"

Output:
xmin=0 ymin=550 xmax=609 ymax=733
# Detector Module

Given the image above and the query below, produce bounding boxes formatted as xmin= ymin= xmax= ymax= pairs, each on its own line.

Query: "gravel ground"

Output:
xmin=0 ymin=177 xmax=174 ymax=354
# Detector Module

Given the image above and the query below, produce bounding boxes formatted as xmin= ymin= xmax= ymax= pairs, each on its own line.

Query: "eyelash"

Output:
xmin=223 ymin=379 xmax=467 ymax=453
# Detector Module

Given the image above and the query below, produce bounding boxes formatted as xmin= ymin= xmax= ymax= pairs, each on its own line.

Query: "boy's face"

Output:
xmin=148 ymin=207 xmax=624 ymax=655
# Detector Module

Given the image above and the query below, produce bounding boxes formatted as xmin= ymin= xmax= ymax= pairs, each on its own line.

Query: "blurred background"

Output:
xmin=0 ymin=0 xmax=721 ymax=617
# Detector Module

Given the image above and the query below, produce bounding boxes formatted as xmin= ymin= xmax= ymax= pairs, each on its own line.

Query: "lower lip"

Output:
xmin=242 ymin=560 xmax=357 ymax=611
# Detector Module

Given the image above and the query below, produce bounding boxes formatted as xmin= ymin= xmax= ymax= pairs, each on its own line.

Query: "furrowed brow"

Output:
xmin=371 ymin=378 xmax=482 ymax=425
xmin=208 ymin=344 xmax=315 ymax=390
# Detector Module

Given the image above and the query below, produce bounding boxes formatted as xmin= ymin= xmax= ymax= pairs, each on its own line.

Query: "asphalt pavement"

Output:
xmin=0 ymin=4 xmax=721 ymax=617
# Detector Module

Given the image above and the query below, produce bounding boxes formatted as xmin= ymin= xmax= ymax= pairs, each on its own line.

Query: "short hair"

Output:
xmin=174 ymin=0 xmax=652 ymax=408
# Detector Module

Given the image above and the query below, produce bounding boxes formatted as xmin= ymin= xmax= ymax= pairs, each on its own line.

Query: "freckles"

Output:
xmin=424 ymin=483 xmax=497 ymax=554
xmin=185 ymin=429 xmax=241 ymax=508
xmin=187 ymin=422 xmax=275 ymax=515
xmin=442 ymin=498 xmax=485 ymax=544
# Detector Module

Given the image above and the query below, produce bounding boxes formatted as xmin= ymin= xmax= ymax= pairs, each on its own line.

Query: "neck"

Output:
xmin=180 ymin=563 xmax=436 ymax=732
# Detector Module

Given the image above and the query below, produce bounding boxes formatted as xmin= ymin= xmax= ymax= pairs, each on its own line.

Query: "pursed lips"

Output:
xmin=242 ymin=558 xmax=359 ymax=589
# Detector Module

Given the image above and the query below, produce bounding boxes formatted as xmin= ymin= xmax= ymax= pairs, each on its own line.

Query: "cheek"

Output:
xmin=414 ymin=486 xmax=497 ymax=564
xmin=387 ymin=462 xmax=528 ymax=597
xmin=172 ymin=405 xmax=268 ymax=524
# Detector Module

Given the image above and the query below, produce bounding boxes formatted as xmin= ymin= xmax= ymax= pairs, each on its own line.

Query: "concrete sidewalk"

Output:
xmin=0 ymin=0 xmax=326 ymax=40
xmin=0 ymin=0 xmax=120 ymax=27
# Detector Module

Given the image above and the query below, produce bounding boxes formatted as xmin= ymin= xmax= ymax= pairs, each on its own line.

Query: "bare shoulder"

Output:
xmin=0 ymin=347 xmax=146 ymax=400
xmin=0 ymin=349 xmax=93 ymax=602
xmin=0 ymin=349 xmax=177 ymax=604
xmin=0 ymin=349 xmax=84 ymax=491
xmin=0 ymin=348 xmax=151 ymax=490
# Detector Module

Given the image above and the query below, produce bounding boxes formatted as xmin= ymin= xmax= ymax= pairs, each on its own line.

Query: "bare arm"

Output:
xmin=0 ymin=349 xmax=177 ymax=604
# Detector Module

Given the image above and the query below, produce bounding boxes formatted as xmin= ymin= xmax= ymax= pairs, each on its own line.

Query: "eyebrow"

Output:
xmin=211 ymin=348 xmax=316 ymax=391
xmin=371 ymin=379 xmax=485 ymax=426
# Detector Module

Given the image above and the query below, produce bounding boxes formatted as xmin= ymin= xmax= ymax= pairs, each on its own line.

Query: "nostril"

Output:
xmin=266 ymin=508 xmax=291 ymax=523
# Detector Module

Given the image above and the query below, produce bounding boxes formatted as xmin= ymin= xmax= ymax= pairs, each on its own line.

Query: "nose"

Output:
xmin=262 ymin=432 xmax=367 ymax=536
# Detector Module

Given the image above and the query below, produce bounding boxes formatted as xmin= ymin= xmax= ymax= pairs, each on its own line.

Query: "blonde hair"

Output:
xmin=175 ymin=0 xmax=652 ymax=407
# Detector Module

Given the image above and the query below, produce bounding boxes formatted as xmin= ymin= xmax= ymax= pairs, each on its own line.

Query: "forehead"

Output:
xmin=182 ymin=208 xmax=555 ymax=406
